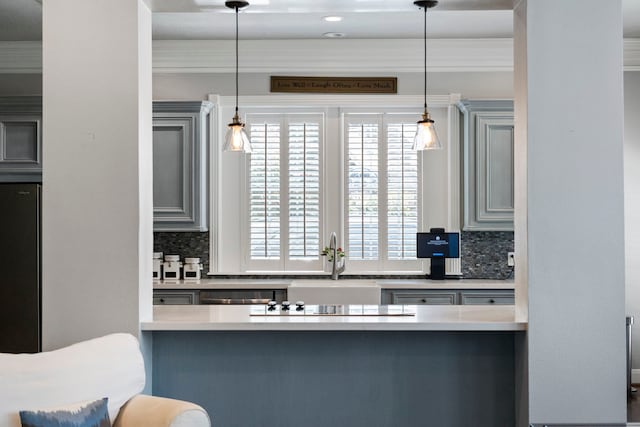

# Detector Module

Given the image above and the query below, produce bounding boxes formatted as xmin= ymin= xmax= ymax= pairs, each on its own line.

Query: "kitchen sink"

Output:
xmin=287 ymin=280 xmax=381 ymax=305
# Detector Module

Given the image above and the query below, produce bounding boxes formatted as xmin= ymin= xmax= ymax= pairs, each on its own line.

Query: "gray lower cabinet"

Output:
xmin=459 ymin=290 xmax=515 ymax=305
xmin=153 ymin=289 xmax=287 ymax=305
xmin=0 ymin=97 xmax=42 ymax=182
xmin=153 ymin=290 xmax=199 ymax=305
xmin=153 ymin=101 xmax=214 ymax=232
xmin=382 ymin=289 xmax=514 ymax=305
xmin=458 ymin=100 xmax=514 ymax=231
xmin=388 ymin=291 xmax=457 ymax=305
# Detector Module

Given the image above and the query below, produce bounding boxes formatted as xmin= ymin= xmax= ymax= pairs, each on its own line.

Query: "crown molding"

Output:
xmin=152 ymin=38 xmax=515 ymax=73
xmin=2 ymin=38 xmax=640 ymax=74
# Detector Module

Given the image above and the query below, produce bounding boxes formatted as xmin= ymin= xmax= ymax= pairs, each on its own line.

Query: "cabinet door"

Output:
xmin=153 ymin=117 xmax=195 ymax=228
xmin=459 ymin=100 xmax=514 ymax=231
xmin=153 ymin=101 xmax=213 ymax=231
xmin=0 ymin=97 xmax=42 ymax=183
xmin=459 ymin=290 xmax=514 ymax=305
xmin=388 ymin=290 xmax=457 ymax=305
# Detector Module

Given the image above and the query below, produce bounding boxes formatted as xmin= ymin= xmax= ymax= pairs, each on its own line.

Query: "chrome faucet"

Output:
xmin=329 ymin=232 xmax=345 ymax=280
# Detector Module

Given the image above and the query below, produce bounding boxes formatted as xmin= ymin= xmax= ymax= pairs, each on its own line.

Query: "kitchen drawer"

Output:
xmin=153 ymin=291 xmax=198 ymax=305
xmin=460 ymin=291 xmax=514 ymax=305
xmin=391 ymin=291 xmax=457 ymax=305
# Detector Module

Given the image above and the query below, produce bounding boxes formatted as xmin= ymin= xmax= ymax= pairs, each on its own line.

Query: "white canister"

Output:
xmin=152 ymin=252 xmax=163 ymax=280
xmin=183 ymin=257 xmax=203 ymax=280
xmin=162 ymin=255 xmax=182 ymax=280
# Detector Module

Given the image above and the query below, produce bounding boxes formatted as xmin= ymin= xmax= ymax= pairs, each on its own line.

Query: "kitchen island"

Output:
xmin=143 ymin=305 xmax=525 ymax=427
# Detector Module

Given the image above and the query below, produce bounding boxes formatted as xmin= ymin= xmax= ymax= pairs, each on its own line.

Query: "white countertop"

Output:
xmin=142 ymin=304 xmax=526 ymax=332
xmin=153 ymin=279 xmax=290 ymax=290
xmin=153 ymin=278 xmax=514 ymax=290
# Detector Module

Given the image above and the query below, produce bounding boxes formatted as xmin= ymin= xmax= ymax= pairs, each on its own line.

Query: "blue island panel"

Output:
xmin=151 ymin=331 xmax=517 ymax=427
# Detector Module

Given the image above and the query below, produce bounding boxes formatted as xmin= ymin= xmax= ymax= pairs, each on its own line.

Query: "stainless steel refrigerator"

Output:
xmin=0 ymin=183 xmax=41 ymax=353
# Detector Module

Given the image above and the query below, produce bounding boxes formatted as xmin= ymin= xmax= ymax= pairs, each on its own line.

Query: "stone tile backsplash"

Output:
xmin=154 ymin=232 xmax=210 ymax=274
xmin=153 ymin=230 xmax=514 ymax=280
xmin=461 ymin=231 xmax=515 ymax=280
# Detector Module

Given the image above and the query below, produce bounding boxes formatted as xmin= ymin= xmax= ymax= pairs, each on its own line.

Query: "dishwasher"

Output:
xmin=199 ymin=289 xmax=286 ymax=305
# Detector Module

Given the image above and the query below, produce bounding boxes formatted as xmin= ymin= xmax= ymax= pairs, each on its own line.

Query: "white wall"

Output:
xmin=625 ymin=71 xmax=640 ymax=369
xmin=42 ymin=0 xmax=153 ymax=350
xmin=517 ymin=0 xmax=626 ymax=424
xmin=152 ymin=71 xmax=514 ymax=100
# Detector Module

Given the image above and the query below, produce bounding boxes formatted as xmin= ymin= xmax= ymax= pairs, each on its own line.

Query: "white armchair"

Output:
xmin=0 ymin=333 xmax=210 ymax=427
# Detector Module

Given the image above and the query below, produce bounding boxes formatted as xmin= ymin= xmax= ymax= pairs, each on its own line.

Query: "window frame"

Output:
xmin=210 ymin=94 xmax=461 ymax=276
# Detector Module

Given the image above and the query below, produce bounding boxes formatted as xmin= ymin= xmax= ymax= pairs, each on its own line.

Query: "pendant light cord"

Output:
xmin=235 ymin=6 xmax=239 ymax=116
xmin=423 ymin=5 xmax=428 ymax=112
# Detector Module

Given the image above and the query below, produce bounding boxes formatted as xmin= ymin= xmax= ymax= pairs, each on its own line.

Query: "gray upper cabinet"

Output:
xmin=0 ymin=97 xmax=42 ymax=183
xmin=458 ymin=100 xmax=514 ymax=231
xmin=153 ymin=101 xmax=213 ymax=232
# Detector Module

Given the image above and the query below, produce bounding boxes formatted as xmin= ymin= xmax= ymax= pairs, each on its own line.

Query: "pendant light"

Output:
xmin=412 ymin=0 xmax=442 ymax=151
xmin=223 ymin=1 xmax=251 ymax=153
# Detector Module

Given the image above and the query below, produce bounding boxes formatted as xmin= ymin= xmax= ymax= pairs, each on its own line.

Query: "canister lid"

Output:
xmin=153 ymin=252 xmax=163 ymax=259
xmin=184 ymin=257 xmax=200 ymax=264
xmin=164 ymin=255 xmax=180 ymax=262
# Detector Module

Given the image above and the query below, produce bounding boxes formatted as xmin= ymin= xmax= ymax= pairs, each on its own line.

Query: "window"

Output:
xmin=245 ymin=113 xmax=323 ymax=271
xmin=240 ymin=109 xmax=423 ymax=273
xmin=345 ymin=114 xmax=421 ymax=271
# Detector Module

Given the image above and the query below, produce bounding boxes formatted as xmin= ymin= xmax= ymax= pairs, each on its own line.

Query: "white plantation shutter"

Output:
xmin=387 ymin=122 xmax=418 ymax=260
xmin=246 ymin=113 xmax=323 ymax=271
xmin=248 ymin=120 xmax=281 ymax=260
xmin=288 ymin=121 xmax=321 ymax=260
xmin=347 ymin=119 xmax=380 ymax=261
xmin=345 ymin=113 xmax=421 ymax=270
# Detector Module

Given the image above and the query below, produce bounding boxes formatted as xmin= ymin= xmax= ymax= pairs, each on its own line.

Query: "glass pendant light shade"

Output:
xmin=413 ymin=112 xmax=441 ymax=150
xmin=224 ymin=115 xmax=251 ymax=153
xmin=224 ymin=0 xmax=251 ymax=153
xmin=413 ymin=0 xmax=441 ymax=151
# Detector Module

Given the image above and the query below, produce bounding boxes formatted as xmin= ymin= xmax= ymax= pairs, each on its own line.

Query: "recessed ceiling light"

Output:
xmin=323 ymin=32 xmax=346 ymax=38
xmin=322 ymin=16 xmax=343 ymax=22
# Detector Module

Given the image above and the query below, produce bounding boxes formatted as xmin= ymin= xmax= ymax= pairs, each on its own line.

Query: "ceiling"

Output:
xmin=0 ymin=0 xmax=639 ymax=41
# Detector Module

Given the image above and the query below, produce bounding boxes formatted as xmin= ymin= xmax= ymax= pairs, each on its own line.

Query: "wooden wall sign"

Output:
xmin=270 ymin=76 xmax=397 ymax=94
